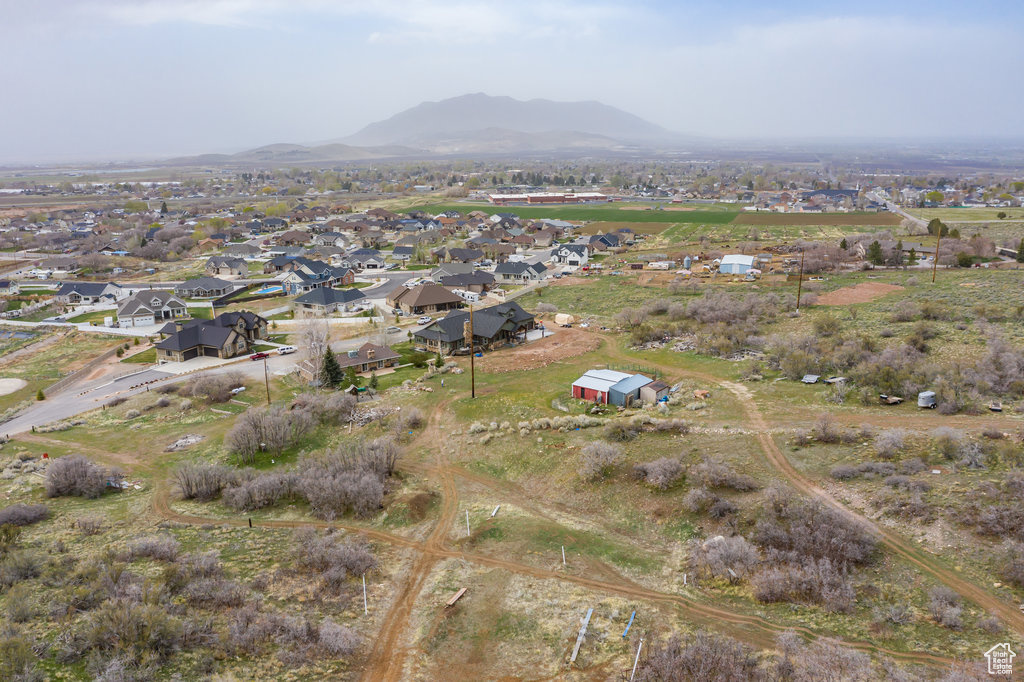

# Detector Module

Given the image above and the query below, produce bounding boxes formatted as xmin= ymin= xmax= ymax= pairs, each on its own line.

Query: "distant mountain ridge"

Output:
xmin=341 ymin=93 xmax=676 ymax=150
xmin=168 ymin=93 xmax=684 ymax=164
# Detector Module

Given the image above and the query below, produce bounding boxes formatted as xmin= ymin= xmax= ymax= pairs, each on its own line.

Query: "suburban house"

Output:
xmin=205 ymin=256 xmax=247 ymax=277
xmin=550 ymin=244 xmax=589 ymax=267
xmin=433 ymin=246 xmax=484 ymax=264
xmin=155 ymin=311 xmax=268 ymax=363
xmin=116 ymin=290 xmax=188 ymax=328
xmin=494 ymin=261 xmax=547 ymax=283
xmin=339 ymin=249 xmax=386 ymax=271
xmin=391 ymin=245 xmax=415 ymax=262
xmin=292 ymin=287 xmax=366 ymax=317
xmin=222 ymin=243 xmax=262 ymax=258
xmin=438 ymin=270 xmax=495 ymax=293
xmin=413 ymin=301 xmax=535 ymax=355
xmin=0 ymin=280 xmax=20 ymax=296
xmin=571 ymin=370 xmax=653 ymax=406
xmin=387 ymin=284 xmax=463 ymax=315
xmin=55 ymin=282 xmax=125 ymax=305
xmin=430 ymin=263 xmax=476 ymax=280
xmin=336 ymin=343 xmax=401 ymax=372
xmin=174 ymin=277 xmax=233 ymax=298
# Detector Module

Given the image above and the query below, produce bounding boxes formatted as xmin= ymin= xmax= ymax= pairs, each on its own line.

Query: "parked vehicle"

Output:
xmin=250 ymin=352 xmax=270 ymax=361
xmin=385 ymin=326 xmax=401 ymax=333
xmin=277 ymin=346 xmax=296 ymax=355
xmin=417 ymin=316 xmax=432 ymax=325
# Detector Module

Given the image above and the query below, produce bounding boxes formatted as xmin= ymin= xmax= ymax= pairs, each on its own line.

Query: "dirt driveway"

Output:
xmin=817 ymin=282 xmax=904 ymax=305
xmin=476 ymin=327 xmax=601 ymax=372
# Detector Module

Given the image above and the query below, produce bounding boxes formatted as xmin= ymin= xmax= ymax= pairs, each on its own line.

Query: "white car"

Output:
xmin=417 ymin=316 xmax=432 ymax=325
xmin=277 ymin=346 xmax=297 ymax=355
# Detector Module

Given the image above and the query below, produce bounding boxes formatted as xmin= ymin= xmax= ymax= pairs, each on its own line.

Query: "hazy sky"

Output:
xmin=2 ymin=0 xmax=1022 ymax=163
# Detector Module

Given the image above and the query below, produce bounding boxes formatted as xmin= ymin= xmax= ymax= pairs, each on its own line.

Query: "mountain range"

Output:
xmin=169 ymin=94 xmax=682 ymax=164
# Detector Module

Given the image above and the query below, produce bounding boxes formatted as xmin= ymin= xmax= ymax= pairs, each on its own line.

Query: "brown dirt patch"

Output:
xmin=732 ymin=212 xmax=901 ymax=226
xmin=476 ymin=327 xmax=600 ymax=372
xmin=816 ymin=282 xmax=904 ymax=305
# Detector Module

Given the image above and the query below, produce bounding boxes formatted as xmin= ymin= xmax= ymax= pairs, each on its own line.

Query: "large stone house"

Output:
xmin=494 ymin=261 xmax=547 ymax=283
xmin=413 ymin=301 xmax=535 ymax=355
xmin=292 ymin=287 xmax=366 ymax=317
xmin=155 ymin=311 xmax=268 ymax=363
xmin=116 ymin=290 xmax=188 ymax=328
xmin=205 ymin=256 xmax=247 ymax=277
xmin=550 ymin=244 xmax=589 ymax=267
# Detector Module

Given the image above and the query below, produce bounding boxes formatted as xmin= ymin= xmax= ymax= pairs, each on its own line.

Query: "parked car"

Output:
xmin=385 ymin=326 xmax=401 ymax=333
xmin=250 ymin=351 xmax=270 ymax=361
xmin=417 ymin=316 xmax=432 ymax=325
xmin=277 ymin=346 xmax=297 ymax=355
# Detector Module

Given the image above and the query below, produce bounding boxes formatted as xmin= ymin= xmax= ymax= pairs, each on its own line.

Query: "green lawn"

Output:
xmin=121 ymin=347 xmax=156 ymax=364
xmin=399 ymin=202 xmax=740 ymax=224
xmin=186 ymin=306 xmax=214 ymax=320
xmin=67 ymin=310 xmax=117 ymax=324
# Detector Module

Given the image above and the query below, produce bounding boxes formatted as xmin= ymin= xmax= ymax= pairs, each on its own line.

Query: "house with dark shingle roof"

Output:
xmin=413 ymin=302 xmax=535 ymax=355
xmin=438 ymin=270 xmax=495 ymax=293
xmin=155 ymin=311 xmax=267 ymax=363
xmin=174 ymin=277 xmax=233 ymax=298
xmin=205 ymin=256 xmax=247 ymax=277
xmin=386 ymin=283 xmax=463 ymax=315
xmin=116 ymin=290 xmax=187 ymax=328
xmin=55 ymin=282 xmax=125 ymax=305
xmin=292 ymin=287 xmax=367 ymax=317
xmin=494 ymin=261 xmax=547 ymax=283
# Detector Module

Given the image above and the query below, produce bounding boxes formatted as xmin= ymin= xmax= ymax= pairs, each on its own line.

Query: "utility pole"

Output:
xmin=263 ymin=357 xmax=271 ymax=405
xmin=795 ymin=248 xmax=805 ymax=312
xmin=931 ymin=223 xmax=942 ymax=284
xmin=469 ymin=304 xmax=475 ymax=399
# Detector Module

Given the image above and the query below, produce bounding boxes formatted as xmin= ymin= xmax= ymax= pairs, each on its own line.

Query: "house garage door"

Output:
xmin=183 ymin=348 xmax=200 ymax=361
xmin=203 ymin=346 xmax=220 ymax=358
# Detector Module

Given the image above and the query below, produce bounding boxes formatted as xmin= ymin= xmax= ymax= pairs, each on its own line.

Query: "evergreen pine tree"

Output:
xmin=321 ymin=347 xmax=343 ymax=388
xmin=1016 ymin=238 xmax=1024 ymax=263
xmin=369 ymin=372 xmax=378 ymax=390
xmin=839 ymin=238 xmax=848 ymax=250
xmin=344 ymin=366 xmax=361 ymax=389
xmin=867 ymin=240 xmax=884 ymax=266
xmin=907 ymin=248 xmax=918 ymax=266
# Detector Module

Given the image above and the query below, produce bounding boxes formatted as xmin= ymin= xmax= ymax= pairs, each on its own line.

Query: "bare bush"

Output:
xmin=128 ymin=535 xmax=180 ymax=562
xmin=294 ymin=529 xmax=377 ymax=592
xmin=184 ymin=578 xmax=247 ymax=607
xmin=682 ymin=487 xmax=718 ymax=514
xmin=184 ymin=371 xmax=244 ymax=404
xmin=395 ymin=407 xmax=424 ymax=432
xmin=173 ymin=463 xmax=235 ymax=501
xmin=633 ymin=457 xmax=684 ymax=490
xmin=812 ymin=413 xmax=840 ymax=443
xmin=535 ymin=302 xmax=558 ymax=313
xmin=874 ymin=428 xmax=908 ymax=459
xmin=75 ymin=516 xmax=104 ymax=536
xmin=690 ymin=456 xmax=759 ymax=491
xmin=80 ymin=599 xmax=184 ymax=663
xmin=603 ymin=422 xmax=636 ymax=442
xmin=691 ymin=535 xmax=759 ymax=582
xmin=228 ymin=406 xmax=312 ymax=462
xmin=299 ymin=450 xmax=386 ymax=519
xmin=634 ymin=631 xmax=764 ymax=682
xmin=46 ymin=455 xmax=115 ymax=499
xmin=931 ymin=427 xmax=965 ymax=460
xmin=318 ymin=618 xmax=360 ymax=657
xmin=292 ymin=392 xmax=357 ymax=425
xmin=752 ymin=556 xmax=855 ymax=612
xmin=830 ymin=461 xmax=896 ymax=481
xmin=580 ymin=441 xmax=622 ymax=482
xmin=222 ymin=472 xmax=297 ymax=512
xmin=754 ymin=490 xmax=875 ymax=566
xmin=0 ymin=550 xmax=43 ymax=588
xmin=775 ymin=632 xmax=873 ymax=681
xmin=154 ymin=384 xmax=179 ymax=395
xmin=1003 ymin=542 xmax=1024 ymax=587
xmin=0 ymin=504 xmax=49 ymax=527
xmin=928 ymin=586 xmax=963 ymax=629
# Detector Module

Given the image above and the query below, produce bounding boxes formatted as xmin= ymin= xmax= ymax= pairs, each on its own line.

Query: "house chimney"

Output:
xmin=367 ymin=348 xmax=375 ymax=359
xmin=174 ymin=321 xmax=183 ymax=332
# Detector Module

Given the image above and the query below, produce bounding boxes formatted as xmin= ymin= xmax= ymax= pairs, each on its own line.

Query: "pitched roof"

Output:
xmin=335 ymin=342 xmax=401 ymax=369
xmin=156 ymin=323 xmax=236 ymax=352
xmin=176 ymin=276 xmax=232 ymax=291
xmin=117 ymin=290 xmax=185 ymax=317
xmin=391 ymin=283 xmax=462 ymax=307
xmin=56 ymin=281 xmax=120 ymax=297
xmin=293 ymin=287 xmax=366 ymax=307
xmin=414 ymin=301 xmax=533 ymax=344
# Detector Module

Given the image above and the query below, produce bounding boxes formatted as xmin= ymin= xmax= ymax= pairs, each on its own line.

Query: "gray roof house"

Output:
xmin=205 ymin=256 xmax=247 ymax=277
xmin=174 ymin=277 xmax=233 ymax=298
xmin=550 ymin=243 xmax=589 ymax=266
xmin=414 ymin=301 xmax=535 ymax=355
xmin=116 ymin=290 xmax=188 ymax=328
xmin=494 ymin=261 xmax=547 ymax=283
xmin=55 ymin=282 xmax=125 ymax=305
xmin=292 ymin=287 xmax=366 ymax=316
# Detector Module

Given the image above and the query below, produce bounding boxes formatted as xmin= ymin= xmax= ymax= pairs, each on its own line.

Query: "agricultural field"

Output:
xmin=2 ymin=261 xmax=1024 ymax=680
xmin=391 ymin=200 xmax=740 ymax=224
xmin=732 ymin=211 xmax=902 ymax=227
xmin=910 ymin=207 xmax=1024 ymax=222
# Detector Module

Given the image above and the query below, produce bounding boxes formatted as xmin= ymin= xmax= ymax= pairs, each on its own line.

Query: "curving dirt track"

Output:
xmin=597 ymin=333 xmax=1024 ymax=637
